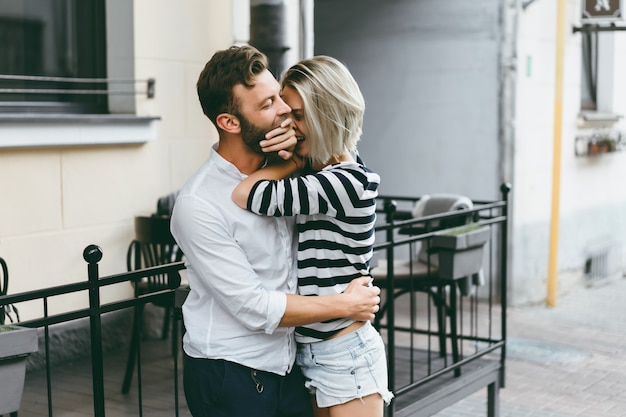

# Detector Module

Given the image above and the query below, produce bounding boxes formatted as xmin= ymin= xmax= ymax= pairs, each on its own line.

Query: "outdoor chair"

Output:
xmin=0 ymin=257 xmax=7 ymax=325
xmin=0 ymin=256 xmax=26 ymax=417
xmin=121 ymin=215 xmax=183 ymax=394
xmin=371 ymin=194 xmax=477 ymax=366
xmin=1 ymin=256 xmax=19 ymax=325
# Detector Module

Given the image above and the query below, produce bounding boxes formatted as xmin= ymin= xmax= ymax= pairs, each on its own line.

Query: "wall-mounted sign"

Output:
xmin=582 ymin=0 xmax=624 ymax=23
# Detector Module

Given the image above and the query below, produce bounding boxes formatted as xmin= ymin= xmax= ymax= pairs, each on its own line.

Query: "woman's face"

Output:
xmin=281 ymin=86 xmax=310 ymax=156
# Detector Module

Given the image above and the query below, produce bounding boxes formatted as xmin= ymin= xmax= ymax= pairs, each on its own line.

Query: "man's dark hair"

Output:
xmin=197 ymin=45 xmax=269 ymax=127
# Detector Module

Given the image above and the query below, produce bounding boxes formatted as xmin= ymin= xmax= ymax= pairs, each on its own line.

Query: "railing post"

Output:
xmin=84 ymin=245 xmax=106 ymax=417
xmin=383 ymin=199 xmax=397 ymax=416
xmin=499 ymin=183 xmax=512 ymax=389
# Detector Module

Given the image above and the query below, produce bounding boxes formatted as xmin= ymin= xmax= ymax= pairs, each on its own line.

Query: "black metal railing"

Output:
xmin=374 ymin=184 xmax=510 ymax=416
xmin=0 ymin=247 xmax=184 ymax=417
xmin=0 ymin=74 xmax=155 ymax=98
xmin=0 ymin=185 xmax=510 ymax=417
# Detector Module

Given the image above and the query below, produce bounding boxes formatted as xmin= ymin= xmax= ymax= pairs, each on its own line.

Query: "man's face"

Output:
xmin=238 ymin=112 xmax=276 ymax=154
xmin=232 ymin=70 xmax=291 ymax=155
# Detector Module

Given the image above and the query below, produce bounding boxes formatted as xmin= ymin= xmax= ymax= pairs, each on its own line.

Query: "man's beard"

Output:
xmin=238 ymin=113 xmax=287 ymax=164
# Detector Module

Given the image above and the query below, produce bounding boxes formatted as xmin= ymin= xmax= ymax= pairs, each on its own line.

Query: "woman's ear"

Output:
xmin=216 ymin=113 xmax=241 ymax=133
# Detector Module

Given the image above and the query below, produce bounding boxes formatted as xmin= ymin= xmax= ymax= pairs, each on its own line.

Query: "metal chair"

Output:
xmin=121 ymin=215 xmax=183 ymax=394
xmin=371 ymin=195 xmax=477 ymax=368
xmin=0 ymin=257 xmax=7 ymax=325
xmin=1 ymin=257 xmax=22 ymax=417
xmin=1 ymin=256 xmax=20 ymax=326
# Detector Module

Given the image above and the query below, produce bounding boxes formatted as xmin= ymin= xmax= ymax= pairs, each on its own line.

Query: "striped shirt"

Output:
xmin=246 ymin=158 xmax=380 ymax=343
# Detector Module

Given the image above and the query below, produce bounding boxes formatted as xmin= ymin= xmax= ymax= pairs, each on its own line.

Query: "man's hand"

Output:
xmin=343 ymin=276 xmax=381 ymax=322
xmin=261 ymin=118 xmax=296 ymax=160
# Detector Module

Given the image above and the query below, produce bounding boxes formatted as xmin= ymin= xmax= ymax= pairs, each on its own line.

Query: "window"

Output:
xmin=581 ymin=31 xmax=598 ymax=111
xmin=0 ymin=0 xmax=107 ymax=114
xmin=579 ymin=29 xmax=623 ymax=123
xmin=0 ymin=0 xmax=157 ymax=148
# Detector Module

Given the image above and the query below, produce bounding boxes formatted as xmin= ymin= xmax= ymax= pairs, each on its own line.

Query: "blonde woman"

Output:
xmin=232 ymin=56 xmax=392 ymax=417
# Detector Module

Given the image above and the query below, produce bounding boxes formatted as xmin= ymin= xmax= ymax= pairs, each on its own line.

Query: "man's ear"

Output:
xmin=216 ymin=113 xmax=241 ymax=133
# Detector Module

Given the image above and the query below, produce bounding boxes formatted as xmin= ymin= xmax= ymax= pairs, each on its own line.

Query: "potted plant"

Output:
xmin=0 ymin=324 xmax=38 ymax=415
xmin=576 ymin=129 xmax=626 ymax=156
xmin=429 ymin=223 xmax=491 ymax=280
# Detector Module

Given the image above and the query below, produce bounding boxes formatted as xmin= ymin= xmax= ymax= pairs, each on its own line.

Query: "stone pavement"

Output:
xmin=20 ymin=276 xmax=623 ymax=417
xmin=433 ymin=276 xmax=626 ymax=417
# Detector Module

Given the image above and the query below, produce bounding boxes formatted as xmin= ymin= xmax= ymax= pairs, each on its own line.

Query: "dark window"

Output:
xmin=0 ymin=0 xmax=107 ymax=114
xmin=581 ymin=31 xmax=597 ymax=111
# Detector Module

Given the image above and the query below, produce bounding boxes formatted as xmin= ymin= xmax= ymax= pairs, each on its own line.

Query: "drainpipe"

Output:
xmin=250 ymin=0 xmax=289 ymax=78
xmin=498 ymin=0 xmax=519 ymax=306
xmin=547 ymin=0 xmax=567 ymax=307
xmin=299 ymin=0 xmax=314 ymax=58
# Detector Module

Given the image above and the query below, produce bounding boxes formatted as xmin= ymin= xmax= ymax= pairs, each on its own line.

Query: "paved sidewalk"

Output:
xmin=20 ymin=276 xmax=624 ymax=417
xmin=433 ymin=276 xmax=626 ymax=417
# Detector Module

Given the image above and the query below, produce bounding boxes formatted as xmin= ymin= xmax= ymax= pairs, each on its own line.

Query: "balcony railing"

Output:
xmin=0 ymin=74 xmax=155 ymax=98
xmin=0 ymin=184 xmax=510 ymax=417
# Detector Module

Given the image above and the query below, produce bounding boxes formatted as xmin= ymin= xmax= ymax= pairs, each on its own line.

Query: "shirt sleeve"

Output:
xmin=171 ymin=195 xmax=287 ymax=334
xmin=247 ymin=166 xmax=376 ymax=219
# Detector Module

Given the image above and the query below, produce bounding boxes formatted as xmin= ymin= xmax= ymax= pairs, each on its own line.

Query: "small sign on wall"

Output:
xmin=582 ymin=0 xmax=624 ymax=22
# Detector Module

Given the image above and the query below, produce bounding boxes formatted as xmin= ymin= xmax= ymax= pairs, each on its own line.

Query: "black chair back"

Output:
xmin=1 ymin=256 xmax=20 ymax=324
xmin=1 ymin=257 xmax=7 ymax=324
xmin=126 ymin=215 xmax=183 ymax=298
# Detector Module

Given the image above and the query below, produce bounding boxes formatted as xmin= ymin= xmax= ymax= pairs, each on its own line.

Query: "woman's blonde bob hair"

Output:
xmin=281 ymin=56 xmax=365 ymax=166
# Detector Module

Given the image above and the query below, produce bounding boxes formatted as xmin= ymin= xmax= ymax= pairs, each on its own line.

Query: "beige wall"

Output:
xmin=0 ymin=1 xmax=231 ymax=320
xmin=134 ymin=0 xmax=231 ymax=191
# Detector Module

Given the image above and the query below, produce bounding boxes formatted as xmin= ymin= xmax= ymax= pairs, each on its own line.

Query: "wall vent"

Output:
xmin=584 ymin=242 xmax=623 ymax=286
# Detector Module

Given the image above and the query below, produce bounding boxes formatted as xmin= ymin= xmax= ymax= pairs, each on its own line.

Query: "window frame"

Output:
xmin=0 ymin=0 xmax=111 ymax=115
xmin=0 ymin=0 xmax=159 ymax=148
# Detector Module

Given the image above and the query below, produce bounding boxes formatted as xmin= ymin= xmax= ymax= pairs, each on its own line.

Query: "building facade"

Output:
xmin=1 ymin=0 xmax=624 ymax=324
xmin=315 ymin=0 xmax=626 ymax=305
xmin=0 ymin=0 xmax=311 ymax=320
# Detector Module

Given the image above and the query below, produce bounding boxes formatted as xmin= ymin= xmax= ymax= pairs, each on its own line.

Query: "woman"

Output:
xmin=232 ymin=56 xmax=392 ymax=417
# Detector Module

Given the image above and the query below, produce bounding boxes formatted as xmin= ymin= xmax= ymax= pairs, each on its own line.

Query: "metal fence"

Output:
xmin=0 ymin=185 xmax=510 ymax=417
xmin=374 ymin=184 xmax=510 ymax=417
xmin=0 ymin=247 xmax=185 ymax=417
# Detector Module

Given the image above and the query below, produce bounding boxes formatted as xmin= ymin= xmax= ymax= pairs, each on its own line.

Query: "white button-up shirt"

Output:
xmin=171 ymin=145 xmax=298 ymax=375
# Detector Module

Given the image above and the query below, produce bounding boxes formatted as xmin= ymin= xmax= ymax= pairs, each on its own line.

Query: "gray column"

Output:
xmin=250 ymin=0 xmax=289 ymax=78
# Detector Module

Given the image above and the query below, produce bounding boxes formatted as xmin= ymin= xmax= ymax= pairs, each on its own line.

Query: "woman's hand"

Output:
xmin=342 ymin=276 xmax=381 ymax=322
xmin=261 ymin=118 xmax=296 ymax=160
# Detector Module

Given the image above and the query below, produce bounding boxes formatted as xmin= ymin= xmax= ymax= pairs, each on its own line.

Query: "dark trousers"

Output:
xmin=183 ymin=354 xmax=313 ymax=417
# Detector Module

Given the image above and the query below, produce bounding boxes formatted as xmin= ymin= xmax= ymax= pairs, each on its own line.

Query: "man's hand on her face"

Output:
xmin=343 ymin=276 xmax=381 ymax=322
xmin=260 ymin=118 xmax=296 ymax=160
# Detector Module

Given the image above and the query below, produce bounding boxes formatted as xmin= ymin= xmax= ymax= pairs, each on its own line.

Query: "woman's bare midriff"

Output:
xmin=325 ymin=320 xmax=366 ymax=340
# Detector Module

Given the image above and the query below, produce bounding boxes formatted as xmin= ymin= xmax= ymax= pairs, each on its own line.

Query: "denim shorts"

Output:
xmin=296 ymin=321 xmax=394 ymax=408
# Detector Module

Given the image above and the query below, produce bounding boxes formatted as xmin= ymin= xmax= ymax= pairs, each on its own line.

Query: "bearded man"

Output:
xmin=170 ymin=45 xmax=381 ymax=417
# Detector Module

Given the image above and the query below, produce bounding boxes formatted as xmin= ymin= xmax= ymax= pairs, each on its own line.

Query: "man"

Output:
xmin=170 ymin=45 xmax=381 ymax=417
